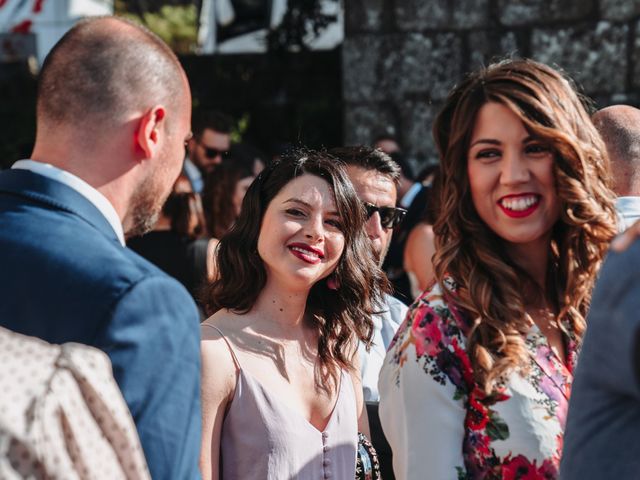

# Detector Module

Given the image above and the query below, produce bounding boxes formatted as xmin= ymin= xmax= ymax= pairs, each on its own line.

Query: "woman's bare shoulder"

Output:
xmin=200 ymin=311 xmax=244 ymax=384
xmin=201 ymin=309 xmax=238 ymax=340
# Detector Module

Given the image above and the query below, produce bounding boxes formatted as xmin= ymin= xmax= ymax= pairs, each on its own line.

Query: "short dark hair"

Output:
xmin=327 ymin=146 xmax=401 ymax=185
xmin=37 ymin=17 xmax=185 ymax=131
xmin=204 ymin=148 xmax=388 ymax=376
xmin=192 ymin=110 xmax=234 ymax=138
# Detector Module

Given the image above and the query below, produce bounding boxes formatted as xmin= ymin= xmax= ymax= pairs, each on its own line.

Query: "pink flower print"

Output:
xmin=535 ymin=345 xmax=567 ymax=385
xmin=502 ymin=455 xmax=557 ymax=480
xmin=452 ymin=338 xmax=474 ymax=386
xmin=411 ymin=308 xmax=443 ymax=357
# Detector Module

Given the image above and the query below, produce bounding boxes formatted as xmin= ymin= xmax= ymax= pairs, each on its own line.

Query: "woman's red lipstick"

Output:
xmin=497 ymin=194 xmax=540 ymax=218
xmin=287 ymin=243 xmax=324 ymax=264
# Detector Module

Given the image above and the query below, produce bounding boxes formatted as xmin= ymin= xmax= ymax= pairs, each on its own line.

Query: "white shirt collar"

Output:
xmin=400 ymin=182 xmax=422 ymax=208
xmin=615 ymin=196 xmax=640 ymax=232
xmin=12 ymin=159 xmax=126 ymax=246
xmin=183 ymin=157 xmax=203 ymax=193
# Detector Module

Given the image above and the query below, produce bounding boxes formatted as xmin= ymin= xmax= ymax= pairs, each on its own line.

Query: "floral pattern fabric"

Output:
xmin=378 ymin=278 xmax=577 ymax=480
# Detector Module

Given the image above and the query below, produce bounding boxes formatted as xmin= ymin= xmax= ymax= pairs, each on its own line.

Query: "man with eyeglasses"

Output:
xmin=329 ymin=146 xmax=408 ymax=480
xmin=184 ymin=109 xmax=233 ymax=192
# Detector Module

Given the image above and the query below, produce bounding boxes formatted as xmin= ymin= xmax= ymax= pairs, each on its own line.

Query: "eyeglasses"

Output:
xmin=363 ymin=202 xmax=407 ymax=229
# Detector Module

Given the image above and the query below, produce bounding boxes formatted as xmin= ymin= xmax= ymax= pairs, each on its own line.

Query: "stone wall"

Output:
xmin=343 ymin=0 xmax=640 ymax=169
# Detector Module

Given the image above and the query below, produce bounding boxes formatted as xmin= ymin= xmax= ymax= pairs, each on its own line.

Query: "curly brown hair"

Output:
xmin=432 ymin=58 xmax=618 ymax=394
xmin=203 ymin=149 xmax=389 ymax=377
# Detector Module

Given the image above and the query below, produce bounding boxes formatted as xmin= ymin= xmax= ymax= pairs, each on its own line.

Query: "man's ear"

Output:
xmin=136 ymin=105 xmax=166 ymax=158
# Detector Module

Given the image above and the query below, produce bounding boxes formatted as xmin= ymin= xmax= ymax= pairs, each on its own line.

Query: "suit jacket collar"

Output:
xmin=0 ymin=169 xmax=122 ymax=245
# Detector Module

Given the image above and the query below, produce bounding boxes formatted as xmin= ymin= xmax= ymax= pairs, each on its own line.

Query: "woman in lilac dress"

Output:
xmin=200 ymin=150 xmax=387 ymax=479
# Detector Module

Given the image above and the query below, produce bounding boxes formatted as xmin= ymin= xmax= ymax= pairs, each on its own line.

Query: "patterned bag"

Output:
xmin=356 ymin=432 xmax=382 ymax=480
xmin=0 ymin=326 xmax=150 ymax=479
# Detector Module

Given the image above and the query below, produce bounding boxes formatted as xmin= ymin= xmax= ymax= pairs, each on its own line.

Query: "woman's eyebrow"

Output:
xmin=283 ymin=198 xmax=310 ymax=207
xmin=283 ymin=198 xmax=339 ymax=216
xmin=469 ymin=138 xmax=501 ymax=148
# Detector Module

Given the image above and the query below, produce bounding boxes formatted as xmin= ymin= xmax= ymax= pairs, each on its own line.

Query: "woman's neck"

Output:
xmin=505 ymin=235 xmax=551 ymax=292
xmin=251 ymin=278 xmax=311 ymax=333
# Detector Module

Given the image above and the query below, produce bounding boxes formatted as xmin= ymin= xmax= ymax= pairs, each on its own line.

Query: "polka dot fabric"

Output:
xmin=0 ymin=326 xmax=151 ymax=479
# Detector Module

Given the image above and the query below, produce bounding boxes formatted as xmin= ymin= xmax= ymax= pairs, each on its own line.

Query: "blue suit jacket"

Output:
xmin=0 ymin=169 xmax=202 ymax=479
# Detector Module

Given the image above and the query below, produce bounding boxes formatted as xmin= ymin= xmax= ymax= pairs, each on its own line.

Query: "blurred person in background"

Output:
xmin=382 ymin=151 xmax=424 ymax=302
xmin=184 ymin=109 xmax=233 ymax=192
xmin=379 ymin=58 xmax=617 ymax=479
xmin=201 ymin=155 xmax=256 ymax=240
xmin=374 ymin=133 xmax=401 ymax=155
xmin=403 ymin=169 xmax=439 ymax=299
xmin=592 ymin=105 xmax=640 ymax=230
xmin=390 ymin=152 xmax=416 ymax=208
xmin=228 ymin=141 xmax=268 ymax=175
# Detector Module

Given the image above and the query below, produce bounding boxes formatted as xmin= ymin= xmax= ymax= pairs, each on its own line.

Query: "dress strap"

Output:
xmin=201 ymin=323 xmax=241 ymax=370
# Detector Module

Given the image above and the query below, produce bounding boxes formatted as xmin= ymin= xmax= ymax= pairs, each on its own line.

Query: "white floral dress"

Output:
xmin=378 ymin=278 xmax=576 ymax=480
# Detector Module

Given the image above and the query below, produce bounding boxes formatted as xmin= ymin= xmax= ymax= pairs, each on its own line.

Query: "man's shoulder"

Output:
xmin=0 ymin=201 xmax=188 ymax=307
xmin=592 ymin=240 xmax=640 ymax=310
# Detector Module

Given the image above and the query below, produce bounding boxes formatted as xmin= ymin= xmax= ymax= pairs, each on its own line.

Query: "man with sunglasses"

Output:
xmin=184 ymin=109 xmax=233 ymax=192
xmin=329 ymin=146 xmax=408 ymax=480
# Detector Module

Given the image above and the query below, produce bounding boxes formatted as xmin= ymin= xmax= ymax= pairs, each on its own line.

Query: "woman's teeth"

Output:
xmin=500 ymin=196 xmax=538 ymax=211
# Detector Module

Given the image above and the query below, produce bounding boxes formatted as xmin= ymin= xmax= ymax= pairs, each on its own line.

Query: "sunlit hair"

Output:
xmin=203 ymin=149 xmax=389 ymax=379
xmin=432 ymin=58 xmax=618 ymax=394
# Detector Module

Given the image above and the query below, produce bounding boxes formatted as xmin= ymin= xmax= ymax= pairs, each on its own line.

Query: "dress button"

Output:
xmin=322 ymin=431 xmax=329 ymax=439
xmin=323 ymin=445 xmax=329 ymax=453
xmin=323 ymin=458 xmax=331 ymax=467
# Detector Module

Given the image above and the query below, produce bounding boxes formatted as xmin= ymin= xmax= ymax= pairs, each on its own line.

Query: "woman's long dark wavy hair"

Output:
xmin=204 ymin=149 xmax=389 ymax=377
xmin=432 ymin=58 xmax=618 ymax=394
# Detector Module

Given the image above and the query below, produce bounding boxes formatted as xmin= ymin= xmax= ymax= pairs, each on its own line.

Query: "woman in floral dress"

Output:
xmin=378 ymin=59 xmax=618 ymax=479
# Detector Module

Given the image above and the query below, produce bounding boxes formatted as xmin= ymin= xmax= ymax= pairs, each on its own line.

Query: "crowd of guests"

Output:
xmin=3 ymin=14 xmax=640 ymax=480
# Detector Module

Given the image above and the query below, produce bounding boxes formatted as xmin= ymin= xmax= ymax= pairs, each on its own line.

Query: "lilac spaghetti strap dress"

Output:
xmin=203 ymin=324 xmax=358 ymax=480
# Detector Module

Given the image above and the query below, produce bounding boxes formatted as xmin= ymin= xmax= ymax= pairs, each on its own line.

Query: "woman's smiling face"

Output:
xmin=257 ymin=174 xmax=345 ymax=291
xmin=467 ymin=102 xmax=561 ymax=249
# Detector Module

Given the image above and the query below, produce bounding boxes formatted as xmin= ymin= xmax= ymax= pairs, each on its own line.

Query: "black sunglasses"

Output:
xmin=204 ymin=147 xmax=227 ymax=159
xmin=363 ymin=202 xmax=407 ymax=229
xmin=197 ymin=140 xmax=227 ymax=159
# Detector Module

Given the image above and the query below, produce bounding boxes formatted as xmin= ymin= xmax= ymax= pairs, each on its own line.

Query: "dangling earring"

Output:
xmin=327 ymin=274 xmax=340 ymax=290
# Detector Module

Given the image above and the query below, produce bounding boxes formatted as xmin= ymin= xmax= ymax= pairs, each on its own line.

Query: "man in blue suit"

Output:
xmin=0 ymin=17 xmax=202 ymax=479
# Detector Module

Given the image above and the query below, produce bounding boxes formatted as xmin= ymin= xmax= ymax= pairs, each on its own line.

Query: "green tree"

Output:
xmin=115 ymin=0 xmax=198 ymax=54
